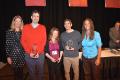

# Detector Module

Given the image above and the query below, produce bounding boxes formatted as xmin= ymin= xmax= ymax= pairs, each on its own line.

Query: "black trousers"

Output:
xmin=47 ymin=59 xmax=63 ymax=80
xmin=82 ymin=56 xmax=100 ymax=80
xmin=12 ymin=67 xmax=24 ymax=80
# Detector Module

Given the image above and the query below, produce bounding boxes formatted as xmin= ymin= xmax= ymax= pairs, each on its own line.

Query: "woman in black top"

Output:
xmin=45 ymin=27 xmax=63 ymax=80
xmin=6 ymin=15 xmax=25 ymax=80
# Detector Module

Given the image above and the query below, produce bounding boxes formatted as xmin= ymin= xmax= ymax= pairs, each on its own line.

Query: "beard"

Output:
xmin=33 ymin=19 xmax=39 ymax=24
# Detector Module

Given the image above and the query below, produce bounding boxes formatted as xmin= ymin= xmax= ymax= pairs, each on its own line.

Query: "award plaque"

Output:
xmin=66 ymin=40 xmax=73 ymax=49
xmin=32 ymin=44 xmax=37 ymax=57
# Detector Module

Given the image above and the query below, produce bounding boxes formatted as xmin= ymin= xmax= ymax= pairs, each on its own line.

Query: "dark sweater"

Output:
xmin=60 ymin=30 xmax=82 ymax=57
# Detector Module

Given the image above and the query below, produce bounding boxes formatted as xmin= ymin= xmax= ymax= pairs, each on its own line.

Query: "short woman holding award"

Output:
xmin=45 ymin=27 xmax=63 ymax=80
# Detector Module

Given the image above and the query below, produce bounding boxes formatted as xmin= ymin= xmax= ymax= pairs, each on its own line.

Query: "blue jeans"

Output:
xmin=25 ymin=54 xmax=44 ymax=80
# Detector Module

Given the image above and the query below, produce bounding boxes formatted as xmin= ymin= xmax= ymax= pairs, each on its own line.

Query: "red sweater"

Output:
xmin=21 ymin=24 xmax=46 ymax=54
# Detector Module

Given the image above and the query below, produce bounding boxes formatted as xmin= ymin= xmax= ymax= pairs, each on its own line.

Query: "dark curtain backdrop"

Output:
xmin=0 ymin=0 xmax=120 ymax=62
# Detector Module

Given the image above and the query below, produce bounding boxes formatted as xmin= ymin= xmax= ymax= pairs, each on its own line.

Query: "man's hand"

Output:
xmin=30 ymin=53 xmax=39 ymax=58
xmin=65 ymin=46 xmax=75 ymax=51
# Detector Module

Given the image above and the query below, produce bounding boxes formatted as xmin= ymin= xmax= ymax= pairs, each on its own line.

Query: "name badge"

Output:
xmin=51 ymin=50 xmax=57 ymax=55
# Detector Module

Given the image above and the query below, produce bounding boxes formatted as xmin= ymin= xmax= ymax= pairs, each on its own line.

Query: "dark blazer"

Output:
xmin=109 ymin=27 xmax=120 ymax=48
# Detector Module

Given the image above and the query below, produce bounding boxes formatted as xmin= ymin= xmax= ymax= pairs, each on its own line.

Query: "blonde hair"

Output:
xmin=10 ymin=15 xmax=24 ymax=31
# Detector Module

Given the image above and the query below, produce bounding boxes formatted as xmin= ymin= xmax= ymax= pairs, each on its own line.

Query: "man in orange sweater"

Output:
xmin=21 ymin=10 xmax=46 ymax=80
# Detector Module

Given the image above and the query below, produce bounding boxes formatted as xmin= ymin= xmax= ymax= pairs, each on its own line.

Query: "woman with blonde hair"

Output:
xmin=6 ymin=15 xmax=25 ymax=80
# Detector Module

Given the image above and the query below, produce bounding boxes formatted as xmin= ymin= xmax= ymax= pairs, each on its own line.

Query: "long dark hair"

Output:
xmin=82 ymin=18 xmax=94 ymax=40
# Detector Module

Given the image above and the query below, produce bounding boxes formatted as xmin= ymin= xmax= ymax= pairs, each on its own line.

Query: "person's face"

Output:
xmin=119 ymin=23 xmax=120 ymax=29
xmin=14 ymin=18 xmax=22 ymax=29
xmin=52 ymin=30 xmax=59 ymax=39
xmin=84 ymin=20 xmax=91 ymax=31
xmin=31 ymin=13 xmax=40 ymax=24
xmin=115 ymin=22 xmax=119 ymax=29
xmin=64 ymin=21 xmax=72 ymax=30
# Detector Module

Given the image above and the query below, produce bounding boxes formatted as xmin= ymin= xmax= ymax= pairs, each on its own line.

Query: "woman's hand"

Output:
xmin=7 ymin=57 xmax=12 ymax=64
xmin=50 ymin=58 xmax=56 ymax=63
xmin=95 ymin=58 xmax=101 ymax=66
xmin=95 ymin=47 xmax=101 ymax=66
xmin=57 ymin=57 xmax=61 ymax=63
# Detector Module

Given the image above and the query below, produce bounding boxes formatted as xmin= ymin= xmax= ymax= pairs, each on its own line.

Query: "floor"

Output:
xmin=0 ymin=61 xmax=49 ymax=80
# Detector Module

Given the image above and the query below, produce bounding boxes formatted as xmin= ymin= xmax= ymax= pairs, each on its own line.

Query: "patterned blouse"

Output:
xmin=6 ymin=31 xmax=25 ymax=67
